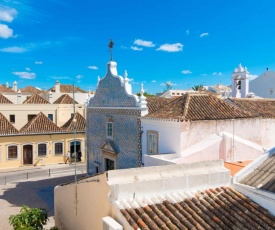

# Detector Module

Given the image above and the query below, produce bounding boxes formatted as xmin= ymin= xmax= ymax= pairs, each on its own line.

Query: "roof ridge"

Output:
xmin=181 ymin=93 xmax=191 ymax=121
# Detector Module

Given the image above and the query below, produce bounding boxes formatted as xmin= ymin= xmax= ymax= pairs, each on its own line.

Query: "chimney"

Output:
xmin=17 ymin=90 xmax=22 ymax=104
xmin=55 ymin=80 xmax=60 ymax=93
xmin=13 ymin=81 xmax=18 ymax=92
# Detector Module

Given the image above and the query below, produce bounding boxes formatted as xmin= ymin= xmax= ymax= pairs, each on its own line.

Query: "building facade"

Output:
xmin=86 ymin=61 xmax=147 ymax=175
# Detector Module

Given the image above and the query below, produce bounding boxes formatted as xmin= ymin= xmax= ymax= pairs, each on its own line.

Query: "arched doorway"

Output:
xmin=23 ymin=145 xmax=33 ymax=165
xmin=70 ymin=141 xmax=81 ymax=162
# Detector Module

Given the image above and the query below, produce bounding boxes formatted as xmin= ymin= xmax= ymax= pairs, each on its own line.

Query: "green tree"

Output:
xmin=9 ymin=205 xmax=48 ymax=230
xmin=192 ymin=84 xmax=205 ymax=91
xmin=136 ymin=92 xmax=155 ymax=97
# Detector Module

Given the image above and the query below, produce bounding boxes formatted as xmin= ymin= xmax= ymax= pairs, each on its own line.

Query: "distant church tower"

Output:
xmin=232 ymin=64 xmax=249 ymax=98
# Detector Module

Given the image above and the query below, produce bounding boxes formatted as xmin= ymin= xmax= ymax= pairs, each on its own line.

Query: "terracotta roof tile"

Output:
xmin=146 ymin=97 xmax=175 ymax=114
xmin=117 ymin=186 xmax=275 ymax=230
xmin=53 ymin=94 xmax=79 ymax=104
xmin=19 ymin=112 xmax=62 ymax=134
xmin=228 ymin=98 xmax=275 ymax=118
xmin=239 ymin=155 xmax=275 ymax=192
xmin=48 ymin=84 xmax=86 ymax=93
xmin=23 ymin=94 xmax=50 ymax=104
xmin=61 ymin=112 xmax=85 ymax=132
xmin=20 ymin=86 xmax=42 ymax=93
xmin=145 ymin=93 xmax=255 ymax=121
xmin=0 ymin=85 xmax=15 ymax=93
xmin=0 ymin=113 xmax=19 ymax=135
xmin=0 ymin=94 xmax=13 ymax=104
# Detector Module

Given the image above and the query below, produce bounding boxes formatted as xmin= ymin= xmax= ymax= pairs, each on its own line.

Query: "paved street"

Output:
xmin=0 ymin=163 xmax=87 ymax=230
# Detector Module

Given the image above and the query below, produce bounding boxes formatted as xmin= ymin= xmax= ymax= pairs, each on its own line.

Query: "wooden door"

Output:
xmin=23 ymin=145 xmax=33 ymax=165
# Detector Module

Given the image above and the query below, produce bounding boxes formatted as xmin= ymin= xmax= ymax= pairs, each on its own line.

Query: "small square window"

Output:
xmin=10 ymin=115 xmax=15 ymax=123
xmin=28 ymin=114 xmax=36 ymax=122
xmin=38 ymin=144 xmax=47 ymax=157
xmin=48 ymin=114 xmax=53 ymax=121
xmin=54 ymin=143 xmax=63 ymax=155
xmin=8 ymin=146 xmax=18 ymax=159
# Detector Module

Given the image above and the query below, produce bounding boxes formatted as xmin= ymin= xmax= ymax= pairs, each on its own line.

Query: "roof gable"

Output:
xmin=0 ymin=94 xmax=13 ymax=104
xmin=48 ymin=84 xmax=86 ymax=93
xmin=23 ymin=94 xmax=50 ymax=104
xmin=20 ymin=86 xmax=42 ymax=94
xmin=0 ymin=85 xmax=14 ymax=93
xmin=145 ymin=93 xmax=255 ymax=121
xmin=89 ymin=61 xmax=138 ymax=107
xmin=20 ymin=112 xmax=62 ymax=134
xmin=53 ymin=94 xmax=78 ymax=104
xmin=0 ymin=113 xmax=19 ymax=135
xmin=61 ymin=112 xmax=85 ymax=132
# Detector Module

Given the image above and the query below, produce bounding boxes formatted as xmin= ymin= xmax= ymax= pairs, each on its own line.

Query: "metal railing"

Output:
xmin=0 ymin=165 xmax=87 ymax=185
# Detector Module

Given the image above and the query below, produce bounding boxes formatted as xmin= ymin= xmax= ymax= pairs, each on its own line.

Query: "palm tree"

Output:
xmin=192 ymin=84 xmax=204 ymax=91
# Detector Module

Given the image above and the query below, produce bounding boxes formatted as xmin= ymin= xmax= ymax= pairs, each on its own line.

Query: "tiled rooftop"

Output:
xmin=0 ymin=85 xmax=14 ymax=93
xmin=146 ymin=97 xmax=174 ymax=114
xmin=61 ymin=112 xmax=85 ymax=132
xmin=48 ymin=84 xmax=86 ymax=93
xmin=116 ymin=186 xmax=275 ymax=230
xmin=228 ymin=98 xmax=275 ymax=118
xmin=0 ymin=94 xmax=13 ymax=104
xmin=145 ymin=93 xmax=255 ymax=121
xmin=0 ymin=113 xmax=19 ymax=135
xmin=239 ymin=155 xmax=275 ymax=193
xmin=20 ymin=86 xmax=42 ymax=94
xmin=53 ymin=94 xmax=79 ymax=104
xmin=20 ymin=112 xmax=62 ymax=134
xmin=23 ymin=94 xmax=50 ymax=104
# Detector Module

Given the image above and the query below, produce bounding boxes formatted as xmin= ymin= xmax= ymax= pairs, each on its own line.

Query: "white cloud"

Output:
xmin=76 ymin=74 xmax=83 ymax=79
xmin=121 ymin=45 xmax=128 ymax=49
xmin=88 ymin=66 xmax=98 ymax=70
xmin=134 ymin=39 xmax=155 ymax=47
xmin=201 ymin=73 xmax=207 ymax=76
xmin=151 ymin=80 xmax=156 ymax=83
xmin=12 ymin=71 xmax=36 ymax=79
xmin=181 ymin=70 xmax=192 ymax=74
xmin=131 ymin=46 xmax=143 ymax=51
xmin=212 ymin=72 xmax=223 ymax=76
xmin=200 ymin=32 xmax=209 ymax=37
xmin=0 ymin=24 xmax=13 ymax=38
xmin=0 ymin=46 xmax=26 ymax=53
xmin=35 ymin=61 xmax=43 ymax=64
xmin=157 ymin=43 xmax=183 ymax=52
xmin=0 ymin=7 xmax=17 ymax=22
xmin=186 ymin=30 xmax=189 ymax=35
xmin=25 ymin=67 xmax=31 ymax=71
xmin=51 ymin=76 xmax=72 ymax=80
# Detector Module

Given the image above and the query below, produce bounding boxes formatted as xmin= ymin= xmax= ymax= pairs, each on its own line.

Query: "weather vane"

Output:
xmin=108 ymin=38 xmax=114 ymax=61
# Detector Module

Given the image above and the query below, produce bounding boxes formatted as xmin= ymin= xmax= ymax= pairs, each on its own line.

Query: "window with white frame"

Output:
xmin=8 ymin=145 xmax=18 ymax=159
xmin=147 ymin=131 xmax=158 ymax=155
xmin=54 ymin=142 xmax=63 ymax=155
xmin=38 ymin=143 xmax=47 ymax=157
xmin=107 ymin=122 xmax=113 ymax=139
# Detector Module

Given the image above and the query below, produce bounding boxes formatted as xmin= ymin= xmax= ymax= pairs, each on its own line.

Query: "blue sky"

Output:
xmin=1 ymin=0 xmax=275 ymax=94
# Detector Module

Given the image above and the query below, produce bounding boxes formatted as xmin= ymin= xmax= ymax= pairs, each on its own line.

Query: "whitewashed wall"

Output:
xmin=142 ymin=117 xmax=274 ymax=166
